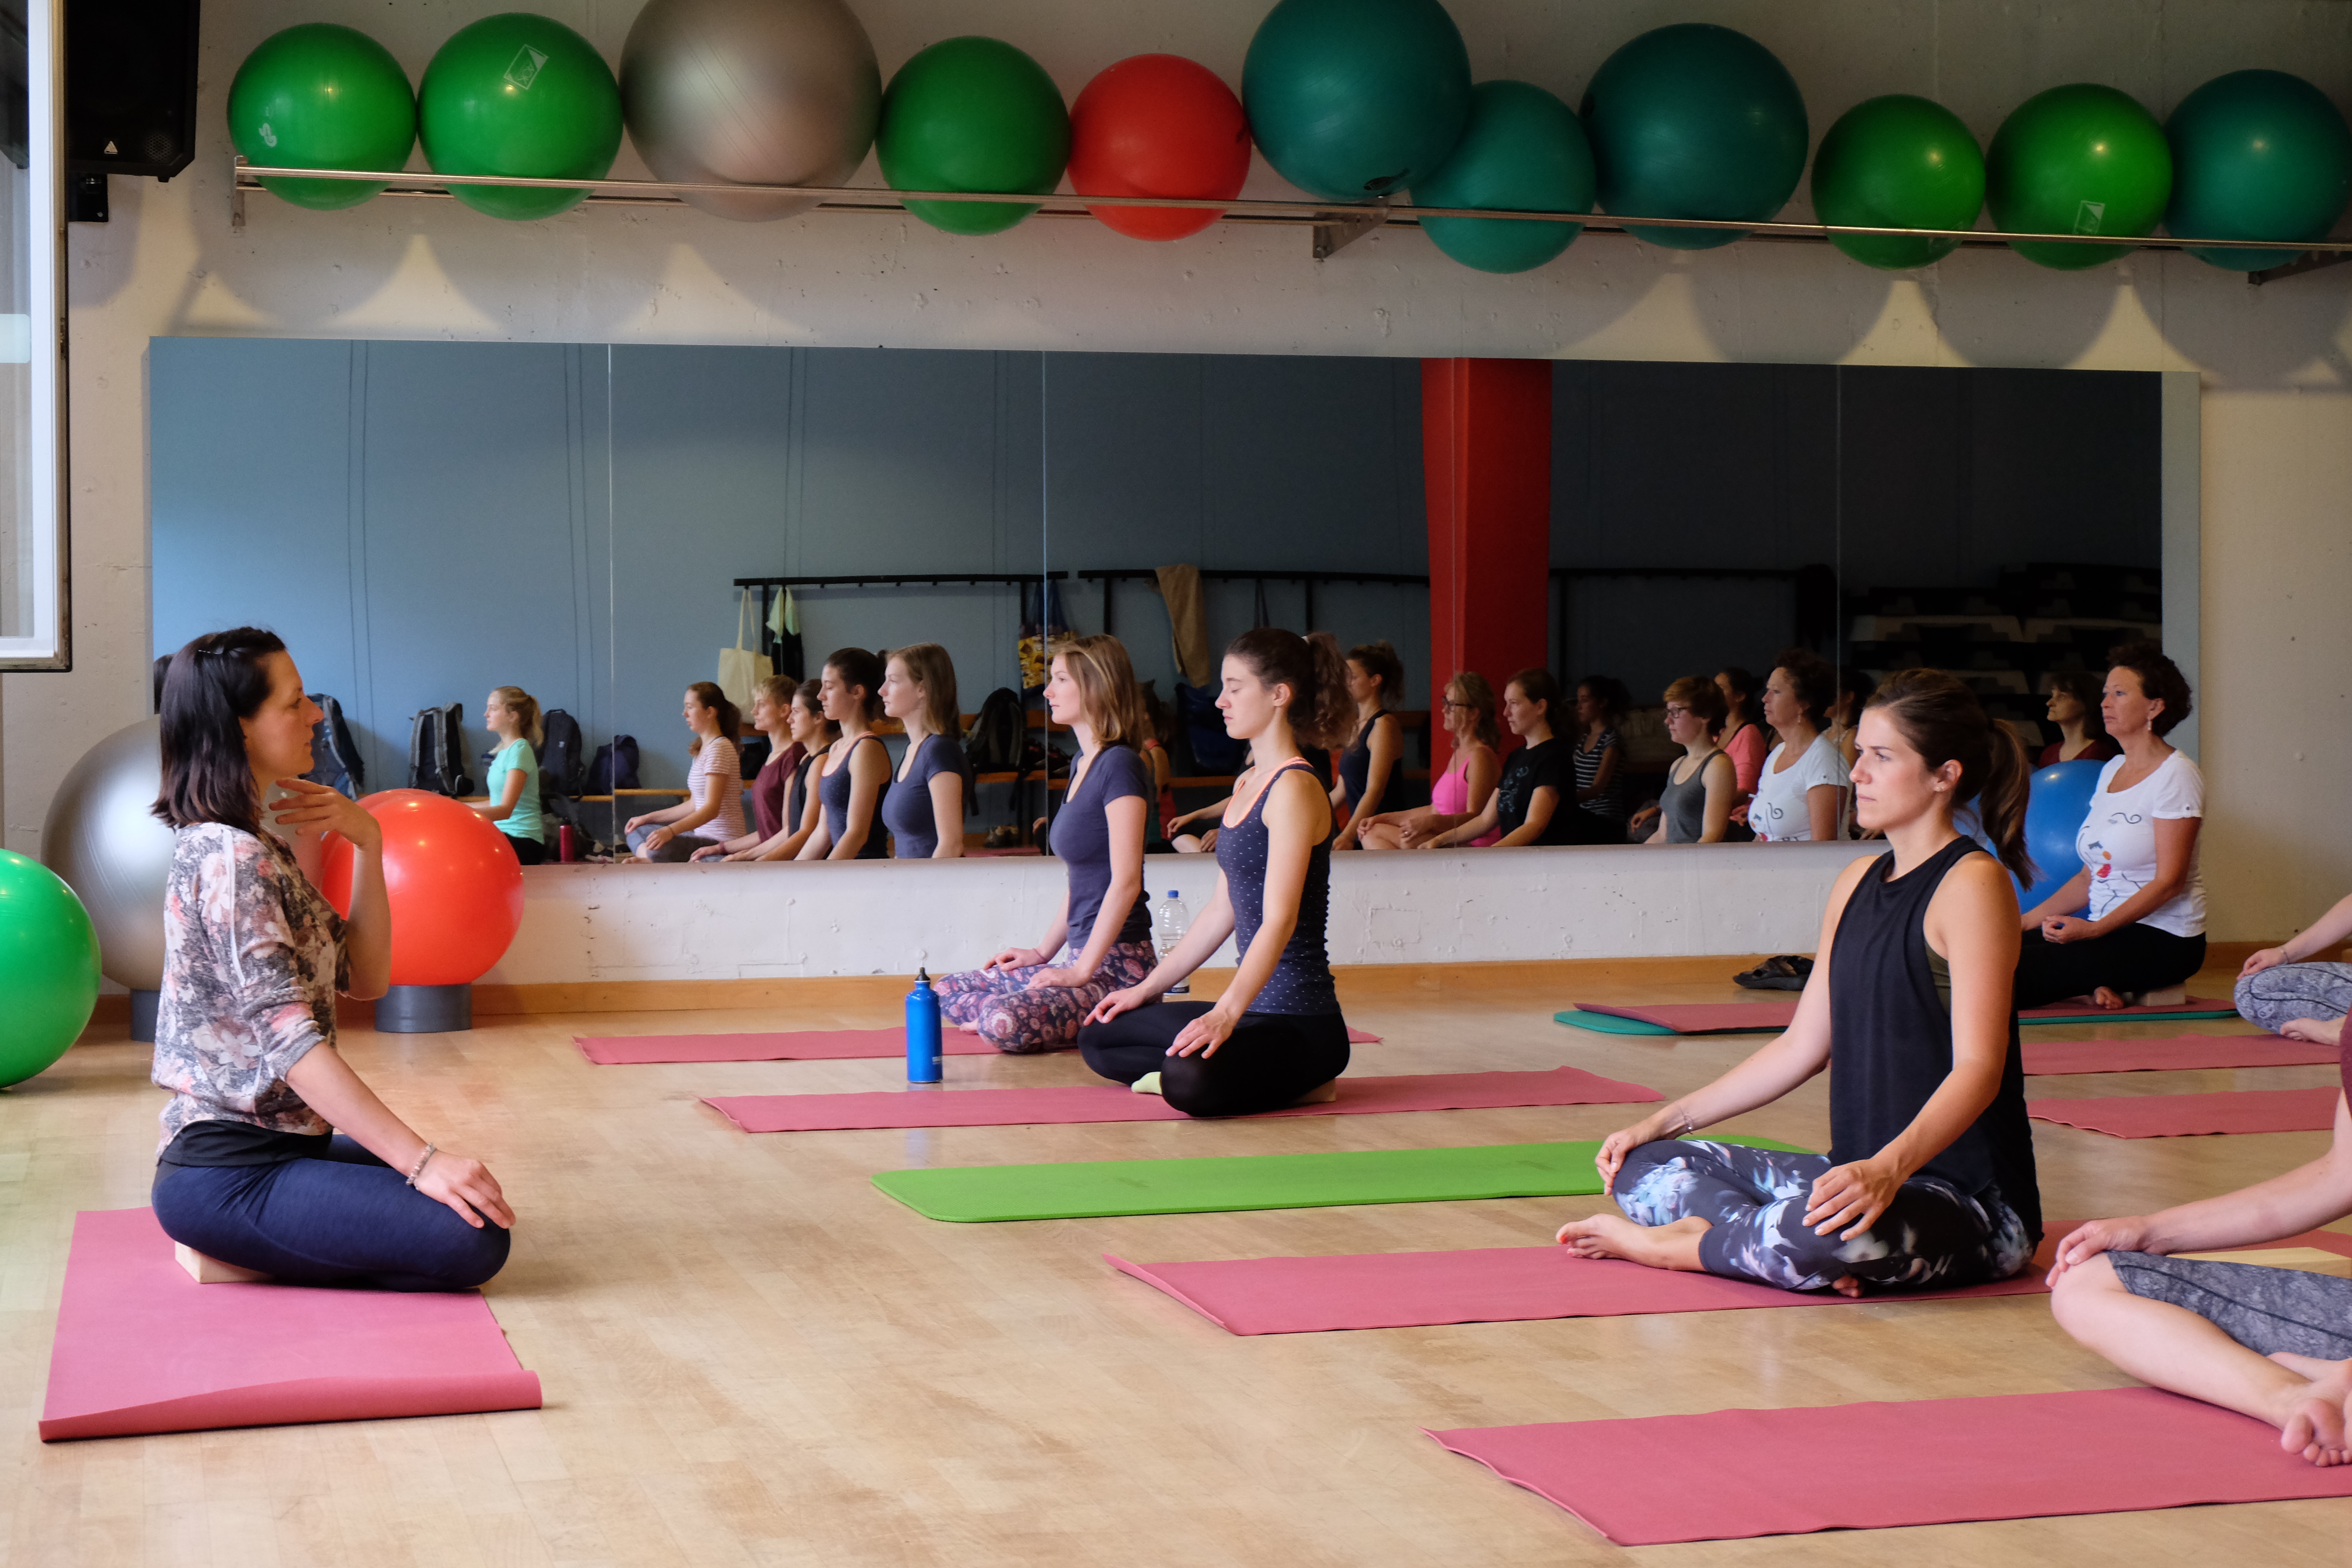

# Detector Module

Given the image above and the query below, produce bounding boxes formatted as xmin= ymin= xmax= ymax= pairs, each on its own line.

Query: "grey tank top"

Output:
xmin=1659 ymin=747 xmax=1725 ymax=843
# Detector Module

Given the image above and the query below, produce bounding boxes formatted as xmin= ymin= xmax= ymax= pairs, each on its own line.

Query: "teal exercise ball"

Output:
xmin=227 ymin=24 xmax=417 ymax=211
xmin=420 ymin=12 xmax=624 ymax=220
xmin=1987 ymin=84 xmax=2170 ymax=270
xmin=1242 ymin=0 xmax=1471 ymax=202
xmin=0 ymin=849 xmax=99 ymax=1088
xmin=877 ymin=37 xmax=1069 ymax=236
xmin=2166 ymin=69 xmax=2352 ymax=272
xmin=1810 ymin=94 xmax=1984 ymax=270
xmin=1580 ymin=23 xmax=1808 ymax=250
xmin=1410 ymin=80 xmax=1593 ymax=273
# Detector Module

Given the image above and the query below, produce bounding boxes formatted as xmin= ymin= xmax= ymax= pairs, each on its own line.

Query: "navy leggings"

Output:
xmin=1078 ymin=1002 xmax=1350 ymax=1117
xmin=151 ymin=1135 xmax=512 ymax=1292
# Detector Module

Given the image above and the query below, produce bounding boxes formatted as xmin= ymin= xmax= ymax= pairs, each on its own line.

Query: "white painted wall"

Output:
xmin=12 ymin=0 xmax=2352 ymax=943
xmin=486 ymin=841 xmax=1871 ymax=982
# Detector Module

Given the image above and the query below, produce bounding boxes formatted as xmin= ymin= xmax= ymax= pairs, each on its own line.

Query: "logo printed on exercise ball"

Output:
xmin=419 ymin=12 xmax=624 ymax=221
xmin=2164 ymin=69 xmax=2352 ymax=272
xmin=226 ymin=23 xmax=417 ymax=211
xmin=505 ymin=46 xmax=548 ymax=90
xmin=1986 ymin=84 xmax=2170 ymax=270
xmin=1241 ymin=0 xmax=1471 ymax=202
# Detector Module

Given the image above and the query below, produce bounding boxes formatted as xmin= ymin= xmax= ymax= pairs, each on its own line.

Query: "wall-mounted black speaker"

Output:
xmin=65 ymin=0 xmax=199 ymax=180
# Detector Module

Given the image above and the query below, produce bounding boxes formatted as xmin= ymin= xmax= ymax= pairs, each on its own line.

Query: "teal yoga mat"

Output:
xmin=871 ymin=1136 xmax=1811 ymax=1223
xmin=1553 ymin=1010 xmax=1677 ymax=1036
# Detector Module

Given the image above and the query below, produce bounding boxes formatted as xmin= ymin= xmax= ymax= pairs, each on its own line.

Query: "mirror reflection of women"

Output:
xmin=625 ymin=683 xmax=745 ymax=862
xmin=695 ymin=675 xmax=833 ymax=863
xmin=799 ymin=649 xmax=892 ymax=860
xmin=1357 ymin=671 xmax=1498 ymax=850
xmin=2040 ymin=669 xmax=2119 ymax=766
xmin=1329 ymin=640 xmax=1404 ymax=850
xmin=878 ymin=643 xmax=970 ymax=860
xmin=1424 ymin=670 xmax=1595 ymax=848
xmin=1715 ymin=665 xmax=1768 ymax=828
xmin=1643 ymin=677 xmax=1738 ymax=845
xmin=1747 ymin=650 xmax=1847 ymax=844
xmin=470 ymin=686 xmax=546 ymax=865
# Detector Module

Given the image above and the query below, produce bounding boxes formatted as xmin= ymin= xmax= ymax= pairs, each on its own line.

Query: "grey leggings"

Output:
xmin=2235 ymin=961 xmax=2352 ymax=1035
xmin=2112 ymin=1251 xmax=2352 ymax=1360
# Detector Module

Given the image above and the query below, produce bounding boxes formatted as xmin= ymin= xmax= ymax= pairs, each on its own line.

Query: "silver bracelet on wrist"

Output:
xmin=405 ymin=1143 xmax=437 ymax=1187
xmin=1666 ymin=1104 xmax=1695 ymax=1138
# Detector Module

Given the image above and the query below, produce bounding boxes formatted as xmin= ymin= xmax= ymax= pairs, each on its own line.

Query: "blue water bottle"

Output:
xmin=906 ymin=968 xmax=943 ymax=1083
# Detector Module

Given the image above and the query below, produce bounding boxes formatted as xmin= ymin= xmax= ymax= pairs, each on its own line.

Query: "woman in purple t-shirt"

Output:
xmin=936 ymin=636 xmax=1156 ymax=1052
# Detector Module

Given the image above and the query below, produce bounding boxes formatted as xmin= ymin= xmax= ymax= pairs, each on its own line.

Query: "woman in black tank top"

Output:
xmin=1559 ymin=670 xmax=2044 ymax=1296
xmin=1078 ymin=628 xmax=1353 ymax=1118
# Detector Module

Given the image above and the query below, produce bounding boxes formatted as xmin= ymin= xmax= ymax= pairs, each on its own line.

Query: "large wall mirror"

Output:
xmin=150 ymin=340 xmax=2174 ymax=849
xmin=0 ymin=0 xmax=69 ymax=670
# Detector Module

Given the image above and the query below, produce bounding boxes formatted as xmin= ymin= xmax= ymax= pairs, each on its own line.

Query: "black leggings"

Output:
xmin=1078 ymin=1002 xmax=1351 ymax=1118
xmin=2014 ymin=924 xmax=2205 ymax=1010
xmin=505 ymin=833 xmax=547 ymax=865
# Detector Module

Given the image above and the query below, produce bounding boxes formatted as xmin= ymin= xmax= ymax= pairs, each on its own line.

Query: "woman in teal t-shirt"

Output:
xmin=472 ymin=686 xmax=548 ymax=864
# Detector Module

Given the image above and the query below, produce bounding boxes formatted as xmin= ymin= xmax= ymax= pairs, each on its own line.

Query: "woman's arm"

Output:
xmin=1358 ymin=714 xmax=1402 ymax=821
xmin=1697 ymin=752 xmax=1735 ymax=843
xmin=2244 ymin=891 xmax=2352 ymax=977
xmin=283 ymin=1049 xmax=512 ymax=1229
xmin=927 ymin=765 xmax=965 ymax=858
xmin=2021 ymin=866 xmax=2094 ymax=929
xmin=827 ymin=742 xmax=889 ymax=859
xmin=2039 ymin=817 xmax=2200 ymax=943
xmin=623 ymin=798 xmax=693 ymax=832
xmin=1804 ymin=783 xmax=1843 ymax=843
xmin=1166 ymin=771 xmax=1323 ymax=1054
xmin=1463 ymin=746 xmax=1501 ymax=817
xmin=1089 ymin=874 xmax=1237 ymax=1022
xmin=1166 ymin=795 xmax=1231 ymax=833
xmin=1496 ymin=785 xmax=1560 ymax=848
xmin=473 ymin=767 xmax=526 ymax=824
xmin=1428 ymin=791 xmax=1502 ymax=849
xmin=1033 ymin=795 xmax=1147 ymax=986
xmin=744 ymin=784 xmax=823 ymax=861
xmin=1576 ymin=736 xmax=1620 ymax=803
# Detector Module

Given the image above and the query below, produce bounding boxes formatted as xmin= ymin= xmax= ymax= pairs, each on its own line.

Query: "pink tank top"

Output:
xmin=1433 ymin=755 xmax=1500 ymax=846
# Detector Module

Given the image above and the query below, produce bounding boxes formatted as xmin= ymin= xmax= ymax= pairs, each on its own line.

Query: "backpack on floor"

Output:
xmin=406 ymin=702 xmax=475 ymax=797
xmin=304 ymin=692 xmax=365 ymax=796
xmin=587 ymin=735 xmax=640 ymax=793
xmin=964 ymin=687 xmax=1027 ymax=774
xmin=540 ymin=708 xmax=587 ymax=796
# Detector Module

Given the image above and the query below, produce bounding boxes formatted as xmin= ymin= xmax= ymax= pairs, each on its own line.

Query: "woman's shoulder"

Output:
xmin=506 ymin=737 xmax=537 ymax=765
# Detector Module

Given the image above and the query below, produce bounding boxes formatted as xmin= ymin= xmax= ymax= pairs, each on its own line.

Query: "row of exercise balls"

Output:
xmin=228 ymin=0 xmax=2352 ymax=276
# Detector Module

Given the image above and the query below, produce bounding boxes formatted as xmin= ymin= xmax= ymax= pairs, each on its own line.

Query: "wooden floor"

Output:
xmin=6 ymin=959 xmax=2350 ymax=1565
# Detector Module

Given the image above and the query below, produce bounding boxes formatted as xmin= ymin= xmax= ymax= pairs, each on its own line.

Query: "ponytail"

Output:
xmin=1865 ymin=668 xmax=2037 ymax=886
xmin=685 ymin=680 xmax=741 ymax=756
xmin=1227 ymin=627 xmax=1351 ymax=751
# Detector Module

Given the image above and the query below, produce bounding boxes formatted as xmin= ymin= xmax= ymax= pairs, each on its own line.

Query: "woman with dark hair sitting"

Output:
xmin=1747 ymin=649 xmax=1849 ymax=843
xmin=624 ymin=682 xmax=746 ymax=862
xmin=1422 ymin=669 xmax=1607 ymax=848
xmin=699 ymin=677 xmax=835 ymax=862
xmin=1329 ymin=639 xmax=1405 ymax=850
xmin=1571 ymin=674 xmax=1630 ymax=837
xmin=1560 ymin=669 xmax=2040 ymax=1297
xmin=2015 ymin=642 xmax=2205 ymax=1011
xmin=2039 ymin=669 xmax=2119 ymax=767
xmin=1079 ymin=628 xmax=1353 ymax=1117
xmin=1715 ymin=665 xmax=1768 ymax=829
xmin=148 ymin=628 xmax=513 ymax=1290
xmin=799 ymin=647 xmax=893 ymax=860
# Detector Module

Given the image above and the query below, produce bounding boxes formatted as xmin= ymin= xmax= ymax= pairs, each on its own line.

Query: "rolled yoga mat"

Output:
xmin=2029 ymin=1086 xmax=2340 ymax=1137
xmin=2024 ymin=1033 xmax=2336 ymax=1076
xmin=578 ymin=1023 xmax=1381 ymax=1064
xmin=1428 ymin=1385 xmax=2352 ymax=1545
xmin=708 ymin=1066 xmax=1659 ymax=1132
xmin=39 ymin=1208 xmax=541 ymax=1442
xmin=1107 ymin=1228 xmax=2352 ymax=1335
xmin=1556 ymin=996 xmax=2239 ymax=1036
xmin=870 ymin=1135 xmax=1807 ymax=1223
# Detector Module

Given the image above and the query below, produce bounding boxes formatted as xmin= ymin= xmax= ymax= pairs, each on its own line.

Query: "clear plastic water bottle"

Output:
xmin=1155 ymin=891 xmax=1191 ymax=996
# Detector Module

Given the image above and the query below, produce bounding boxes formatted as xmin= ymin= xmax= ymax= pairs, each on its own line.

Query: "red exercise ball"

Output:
xmin=1068 ymin=54 xmax=1250 ymax=240
xmin=318 ymin=789 xmax=526 ymax=987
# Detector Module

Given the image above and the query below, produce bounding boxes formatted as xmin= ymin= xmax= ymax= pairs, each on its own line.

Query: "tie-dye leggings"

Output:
xmin=2234 ymin=960 xmax=2352 ymax=1035
xmin=934 ymin=941 xmax=1157 ymax=1054
xmin=1613 ymin=1139 xmax=2035 ymax=1293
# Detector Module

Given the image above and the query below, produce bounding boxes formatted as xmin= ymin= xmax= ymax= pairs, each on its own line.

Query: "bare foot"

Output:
xmin=2092 ymin=986 xmax=2127 ymax=1011
xmin=2267 ymin=1355 xmax=2352 ymax=1464
xmin=1555 ymin=1213 xmax=1712 ymax=1271
xmin=2280 ymin=1016 xmax=2347 ymax=1047
xmin=1830 ymin=1274 xmax=1865 ymax=1298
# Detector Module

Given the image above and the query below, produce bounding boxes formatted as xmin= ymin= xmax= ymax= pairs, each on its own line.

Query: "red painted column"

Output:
xmin=1422 ymin=357 xmax=1552 ymax=773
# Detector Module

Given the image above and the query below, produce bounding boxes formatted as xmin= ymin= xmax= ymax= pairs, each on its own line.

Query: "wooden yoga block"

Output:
xmin=2173 ymin=1248 xmax=2352 ymax=1278
xmin=174 ymin=1242 xmax=274 ymax=1284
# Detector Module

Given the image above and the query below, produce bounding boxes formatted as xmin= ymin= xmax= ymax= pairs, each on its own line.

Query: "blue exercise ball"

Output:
xmin=1241 ymin=0 xmax=1471 ymax=202
xmin=2018 ymin=760 xmax=2103 ymax=913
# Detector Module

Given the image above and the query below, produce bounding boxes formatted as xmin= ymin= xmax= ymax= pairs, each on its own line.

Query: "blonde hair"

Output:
xmin=1446 ymin=671 xmax=1500 ymax=748
xmin=1052 ymin=634 xmax=1151 ymax=747
xmin=492 ymin=686 xmax=542 ymax=749
xmin=890 ymin=643 xmax=960 ymax=739
xmin=754 ymin=672 xmax=795 ymax=709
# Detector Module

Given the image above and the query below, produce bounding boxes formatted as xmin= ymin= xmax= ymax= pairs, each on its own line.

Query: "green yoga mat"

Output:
xmin=1553 ymin=1010 xmax=1677 ymax=1036
xmin=870 ymin=1135 xmax=1811 ymax=1223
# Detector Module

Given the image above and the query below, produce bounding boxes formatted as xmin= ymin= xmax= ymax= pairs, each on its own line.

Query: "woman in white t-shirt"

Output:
xmin=2016 ymin=643 xmax=2204 ymax=1010
xmin=624 ymin=682 xmax=747 ymax=862
xmin=1747 ymin=649 xmax=1849 ymax=843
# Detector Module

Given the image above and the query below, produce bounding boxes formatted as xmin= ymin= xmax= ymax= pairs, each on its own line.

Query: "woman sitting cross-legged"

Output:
xmin=2235 ymin=892 xmax=2352 ymax=1046
xmin=879 ymin=642 xmax=972 ymax=859
xmin=1642 ymin=676 xmax=1738 ymax=845
xmin=149 ymin=627 xmax=514 ymax=1291
xmin=624 ymin=682 xmax=746 ymax=862
xmin=695 ymin=676 xmax=835 ymax=862
xmin=1420 ymin=668 xmax=1606 ymax=849
xmin=1078 ymin=628 xmax=1353 ymax=1117
xmin=1559 ymin=669 xmax=2042 ymax=1296
xmin=2046 ymin=1084 xmax=2352 ymax=1465
xmin=1355 ymin=670 xmax=1499 ymax=850
xmin=798 ymin=648 xmax=893 ymax=860
xmin=469 ymin=686 xmax=547 ymax=864
xmin=936 ymin=636 xmax=1158 ymax=1052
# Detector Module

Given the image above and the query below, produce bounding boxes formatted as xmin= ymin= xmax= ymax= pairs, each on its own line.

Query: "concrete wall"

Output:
xmin=11 ymin=0 xmax=2352 ymax=943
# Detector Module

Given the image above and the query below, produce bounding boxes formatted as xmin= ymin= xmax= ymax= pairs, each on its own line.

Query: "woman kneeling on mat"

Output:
xmin=149 ymin=628 xmax=514 ymax=1291
xmin=937 ymin=636 xmax=1158 ymax=1051
xmin=1078 ymin=628 xmax=1351 ymax=1116
xmin=1560 ymin=669 xmax=2041 ymax=1295
xmin=2047 ymin=1078 xmax=2352 ymax=1464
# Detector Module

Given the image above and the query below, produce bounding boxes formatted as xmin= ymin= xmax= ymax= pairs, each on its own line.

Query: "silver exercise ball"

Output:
xmin=42 ymin=717 xmax=177 ymax=992
xmin=621 ymin=0 xmax=882 ymax=221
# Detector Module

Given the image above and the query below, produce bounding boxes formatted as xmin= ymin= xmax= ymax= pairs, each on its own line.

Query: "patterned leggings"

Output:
xmin=1615 ymin=1139 xmax=2036 ymax=1293
xmin=2234 ymin=961 xmax=2352 ymax=1035
xmin=935 ymin=941 xmax=1156 ymax=1054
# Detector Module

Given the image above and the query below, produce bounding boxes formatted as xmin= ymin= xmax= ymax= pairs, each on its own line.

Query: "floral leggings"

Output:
xmin=2234 ymin=961 xmax=2352 ymax=1035
xmin=935 ymin=941 xmax=1157 ymax=1054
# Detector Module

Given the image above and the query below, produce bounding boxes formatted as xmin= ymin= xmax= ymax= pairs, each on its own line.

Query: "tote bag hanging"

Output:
xmin=718 ymin=588 xmax=772 ymax=709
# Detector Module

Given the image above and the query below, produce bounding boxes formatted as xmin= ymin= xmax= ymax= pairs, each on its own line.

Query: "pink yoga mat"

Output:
xmin=40 ymin=1208 xmax=540 ymax=1442
xmin=2024 ymin=1033 xmax=2336 ymax=1076
xmin=1111 ymin=1229 xmax=2352 ymax=1335
xmin=577 ymin=1023 xmax=1382 ymax=1065
xmin=1429 ymin=1386 xmax=2352 ymax=1544
xmin=2030 ymin=1086 xmax=2340 ymax=1137
xmin=1580 ymin=995 xmax=2233 ymax=1034
xmin=705 ymin=1066 xmax=1657 ymax=1132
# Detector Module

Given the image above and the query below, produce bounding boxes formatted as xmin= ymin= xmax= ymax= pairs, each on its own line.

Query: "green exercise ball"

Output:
xmin=1811 ymin=94 xmax=1984 ymax=270
xmin=1242 ymin=0 xmax=1471 ymax=203
xmin=227 ymin=24 xmax=416 ymax=211
xmin=877 ymin=37 xmax=1068 ymax=236
xmin=0 ymin=849 xmax=98 ymax=1089
xmin=2166 ymin=69 xmax=2352 ymax=271
xmin=420 ymin=12 xmax=623 ymax=220
xmin=1987 ymin=83 xmax=2171 ymax=270
xmin=1410 ymin=80 xmax=1593 ymax=273
xmin=1580 ymin=23 xmax=1808 ymax=250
